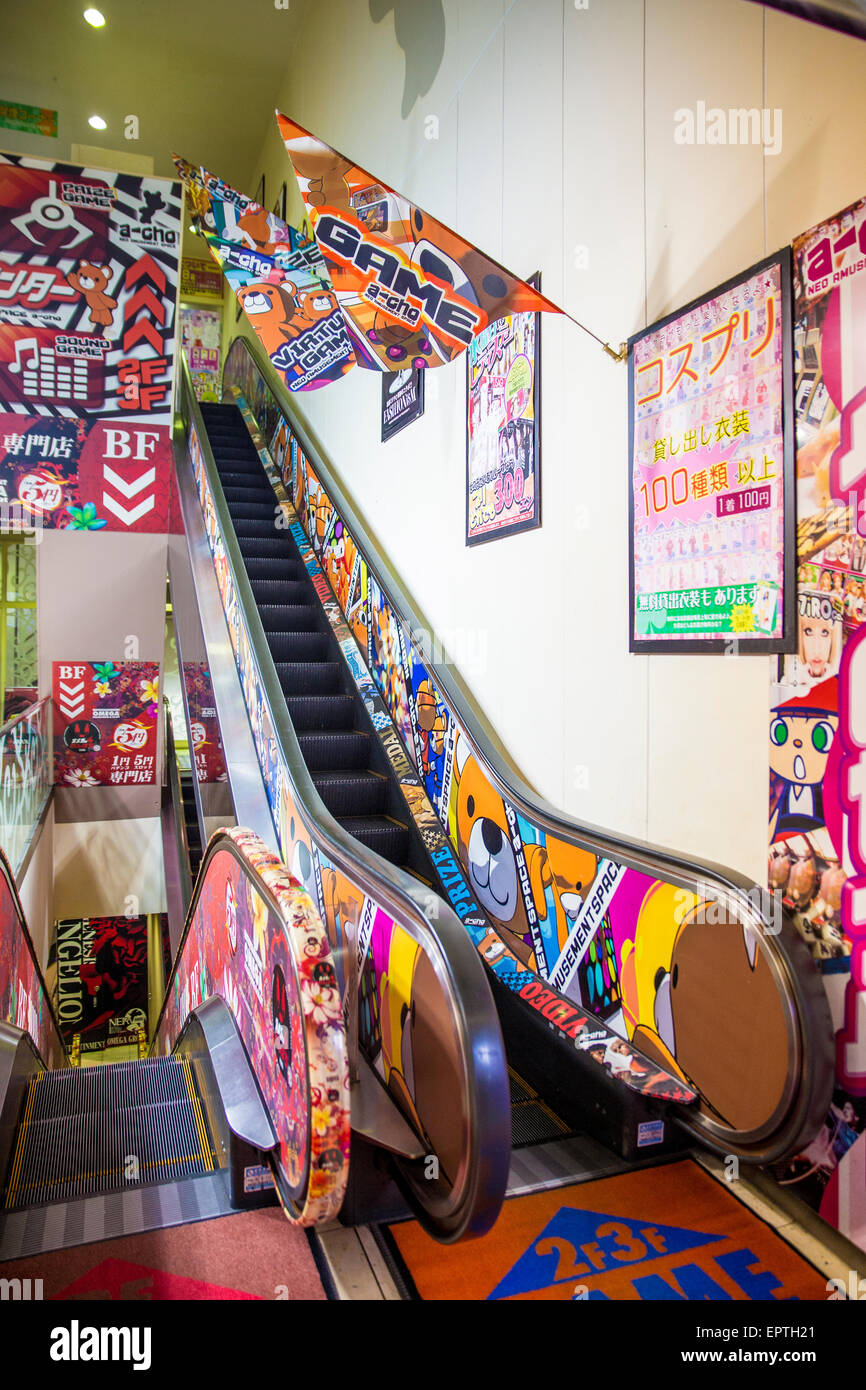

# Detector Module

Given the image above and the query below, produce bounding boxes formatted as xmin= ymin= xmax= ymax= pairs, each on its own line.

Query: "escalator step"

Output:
xmin=219 ymin=471 xmax=273 ymax=491
xmin=287 ymin=695 xmax=356 ymax=730
xmin=275 ymin=661 xmax=343 ymax=695
xmin=225 ymin=501 xmax=278 ymax=521
xmin=249 ymin=580 xmax=309 ymax=606
xmin=233 ymin=519 xmax=283 ymax=539
xmin=222 ymin=486 xmax=276 ymax=505
xmin=258 ymin=605 xmax=319 ymax=633
xmin=339 ymin=817 xmax=409 ymax=865
xmin=312 ymin=770 xmax=390 ymax=817
xmin=298 ymin=731 xmax=371 ymax=770
xmin=237 ymin=533 xmax=291 ymax=554
xmin=241 ymin=557 xmax=305 ymax=583
xmin=265 ymin=631 xmax=331 ymax=662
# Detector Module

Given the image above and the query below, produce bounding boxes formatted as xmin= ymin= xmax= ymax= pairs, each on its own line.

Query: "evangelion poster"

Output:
xmin=0 ymin=155 xmax=181 ymax=421
xmin=466 ymin=276 xmax=541 ymax=545
xmin=53 ymin=660 xmax=159 ymax=787
xmin=629 ymin=251 xmax=795 ymax=652
xmin=52 ymin=915 xmax=148 ymax=1051
xmin=768 ymin=194 xmax=866 ymax=1254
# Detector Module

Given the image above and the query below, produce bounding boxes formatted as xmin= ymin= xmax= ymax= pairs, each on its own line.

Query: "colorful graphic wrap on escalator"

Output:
xmin=276 ymin=113 xmax=564 ymax=373
xmin=0 ymin=846 xmax=64 ymax=1067
xmin=173 ymin=155 xmax=355 ymax=393
xmin=154 ymin=827 xmax=349 ymax=1226
xmin=222 ymin=342 xmax=801 ymax=1144
xmin=224 ymin=392 xmax=696 ymax=1112
xmin=766 ymin=193 xmax=866 ymax=1250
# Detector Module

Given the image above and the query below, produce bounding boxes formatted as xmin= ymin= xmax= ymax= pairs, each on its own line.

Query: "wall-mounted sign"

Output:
xmin=53 ymin=660 xmax=159 ymax=787
xmin=381 ymin=367 xmax=424 ymax=442
xmin=0 ymin=154 xmax=181 ymax=422
xmin=466 ymin=271 xmax=541 ymax=546
xmin=180 ymin=305 xmax=221 ymax=402
xmin=179 ymin=256 xmax=223 ymax=300
xmin=0 ymin=100 xmax=57 ymax=138
xmin=628 ymin=250 xmax=795 ymax=652
xmin=52 ymin=914 xmax=149 ymax=1051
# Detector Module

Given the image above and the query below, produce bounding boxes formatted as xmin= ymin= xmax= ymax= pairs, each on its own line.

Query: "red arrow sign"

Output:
xmin=125 ymin=254 xmax=167 ymax=293
xmin=122 ymin=318 xmax=164 ymax=353
xmin=126 ymin=285 xmax=166 ymax=325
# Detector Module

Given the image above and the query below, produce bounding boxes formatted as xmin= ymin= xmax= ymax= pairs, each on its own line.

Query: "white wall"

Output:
xmin=234 ymin=0 xmax=866 ymax=888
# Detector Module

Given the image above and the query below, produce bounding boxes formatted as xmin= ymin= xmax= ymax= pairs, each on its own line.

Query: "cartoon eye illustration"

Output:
xmin=770 ymin=718 xmax=788 ymax=746
xmin=811 ymin=720 xmax=834 ymax=753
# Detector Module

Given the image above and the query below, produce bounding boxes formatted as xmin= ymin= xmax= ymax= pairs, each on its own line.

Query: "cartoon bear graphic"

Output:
xmin=66 ymin=260 xmax=117 ymax=329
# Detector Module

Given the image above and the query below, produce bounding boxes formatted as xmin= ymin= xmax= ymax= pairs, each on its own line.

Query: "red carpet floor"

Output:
xmin=1 ymin=1208 xmax=326 ymax=1300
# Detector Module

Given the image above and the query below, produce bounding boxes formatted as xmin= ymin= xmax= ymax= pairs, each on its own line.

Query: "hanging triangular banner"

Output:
xmin=276 ymin=113 xmax=566 ymax=372
xmin=173 ymin=154 xmax=356 ymax=392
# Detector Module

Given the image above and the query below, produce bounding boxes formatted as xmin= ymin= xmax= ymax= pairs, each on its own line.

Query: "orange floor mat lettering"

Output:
xmin=385 ymin=1160 xmax=828 ymax=1301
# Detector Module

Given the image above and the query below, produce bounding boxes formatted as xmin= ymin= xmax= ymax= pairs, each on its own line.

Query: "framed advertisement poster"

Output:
xmin=628 ymin=249 xmax=796 ymax=653
xmin=466 ymin=271 xmax=541 ymax=546
xmin=381 ymin=367 xmax=424 ymax=442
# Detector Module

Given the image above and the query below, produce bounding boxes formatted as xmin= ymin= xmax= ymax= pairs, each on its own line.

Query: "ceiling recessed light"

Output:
xmin=88 ymin=115 xmax=107 ymax=131
xmin=83 ymin=8 xmax=106 ymax=26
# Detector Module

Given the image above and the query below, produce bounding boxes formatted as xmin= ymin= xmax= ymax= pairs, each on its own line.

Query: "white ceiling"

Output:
xmin=0 ymin=0 xmax=311 ymax=191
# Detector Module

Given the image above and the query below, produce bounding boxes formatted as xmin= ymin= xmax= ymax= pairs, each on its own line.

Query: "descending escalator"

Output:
xmin=3 ymin=1054 xmax=217 ymax=1211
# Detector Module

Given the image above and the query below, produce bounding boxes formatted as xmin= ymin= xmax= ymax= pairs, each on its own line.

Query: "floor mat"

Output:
xmin=0 ymin=1208 xmax=325 ymax=1301
xmin=382 ymin=1159 xmax=828 ymax=1301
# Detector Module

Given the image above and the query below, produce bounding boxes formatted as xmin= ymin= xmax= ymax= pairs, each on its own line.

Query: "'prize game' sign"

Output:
xmin=628 ymin=251 xmax=795 ymax=652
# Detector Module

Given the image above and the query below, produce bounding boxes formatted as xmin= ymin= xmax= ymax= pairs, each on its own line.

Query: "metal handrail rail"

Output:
xmin=175 ymin=354 xmax=511 ymax=1239
xmin=221 ymin=333 xmax=836 ymax=1163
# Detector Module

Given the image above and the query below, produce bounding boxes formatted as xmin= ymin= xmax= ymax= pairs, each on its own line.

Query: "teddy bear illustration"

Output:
xmin=66 ymin=260 xmax=117 ymax=329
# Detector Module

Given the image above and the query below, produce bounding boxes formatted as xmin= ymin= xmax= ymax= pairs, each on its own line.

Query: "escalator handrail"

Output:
xmin=176 ymin=358 xmax=511 ymax=1239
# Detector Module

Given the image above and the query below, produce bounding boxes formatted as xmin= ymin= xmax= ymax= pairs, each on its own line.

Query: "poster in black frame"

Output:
xmin=381 ymin=368 xmax=425 ymax=442
xmin=465 ymin=270 xmax=542 ymax=547
xmin=627 ymin=248 xmax=796 ymax=655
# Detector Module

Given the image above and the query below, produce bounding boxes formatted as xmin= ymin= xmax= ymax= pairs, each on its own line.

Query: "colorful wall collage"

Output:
xmin=767 ymin=194 xmax=866 ymax=1250
xmin=153 ymin=826 xmax=349 ymax=1225
xmin=222 ymin=340 xmax=817 ymax=1158
xmin=0 ymin=155 xmax=181 ymax=532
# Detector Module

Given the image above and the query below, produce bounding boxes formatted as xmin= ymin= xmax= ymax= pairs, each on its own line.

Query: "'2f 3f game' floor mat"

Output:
xmin=381 ymin=1160 xmax=829 ymax=1301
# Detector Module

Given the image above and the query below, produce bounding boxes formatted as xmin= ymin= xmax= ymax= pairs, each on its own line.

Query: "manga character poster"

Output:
xmin=768 ymin=194 xmax=866 ymax=1253
xmin=53 ymin=660 xmax=159 ymax=787
xmin=629 ymin=251 xmax=795 ymax=651
xmin=52 ymin=914 xmax=149 ymax=1052
xmin=180 ymin=306 xmax=221 ymax=402
xmin=466 ymin=276 xmax=541 ymax=545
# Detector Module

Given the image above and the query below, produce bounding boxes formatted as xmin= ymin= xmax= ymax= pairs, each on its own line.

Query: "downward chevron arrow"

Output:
xmin=103 ymin=464 xmax=156 ymax=498
xmin=122 ymin=318 xmax=164 ymax=353
xmin=126 ymin=285 xmax=165 ymax=324
xmin=102 ymin=491 xmax=156 ymax=526
xmin=126 ymin=254 xmax=167 ymax=293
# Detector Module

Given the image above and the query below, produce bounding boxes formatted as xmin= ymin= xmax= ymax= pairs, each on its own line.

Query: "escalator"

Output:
xmin=179 ymin=334 xmax=836 ymax=1188
xmin=0 ymin=826 xmax=353 ymax=1259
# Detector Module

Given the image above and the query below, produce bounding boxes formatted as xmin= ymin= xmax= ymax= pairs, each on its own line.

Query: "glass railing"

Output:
xmin=0 ymin=696 xmax=51 ymax=879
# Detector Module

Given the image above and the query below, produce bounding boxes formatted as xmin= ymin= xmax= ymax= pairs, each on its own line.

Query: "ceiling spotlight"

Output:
xmin=83 ymin=8 xmax=106 ymax=26
xmin=88 ymin=115 xmax=107 ymax=131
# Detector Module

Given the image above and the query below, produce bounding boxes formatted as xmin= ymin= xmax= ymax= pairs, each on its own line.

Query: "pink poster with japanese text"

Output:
xmin=629 ymin=251 xmax=795 ymax=651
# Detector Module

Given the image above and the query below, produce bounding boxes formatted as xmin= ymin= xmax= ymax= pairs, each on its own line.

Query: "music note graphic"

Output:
xmin=7 ymin=337 xmax=39 ymax=374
